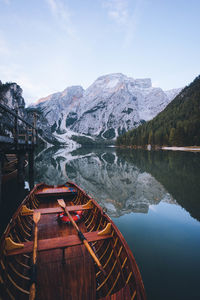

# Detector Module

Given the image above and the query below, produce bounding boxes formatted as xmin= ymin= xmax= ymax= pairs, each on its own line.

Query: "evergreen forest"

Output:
xmin=116 ymin=75 xmax=200 ymax=147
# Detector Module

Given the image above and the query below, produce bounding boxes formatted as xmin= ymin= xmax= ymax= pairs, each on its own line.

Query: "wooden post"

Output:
xmin=28 ymin=126 xmax=31 ymax=145
xmin=0 ymin=152 xmax=3 ymax=205
xmin=35 ymin=129 xmax=38 ymax=145
xmin=17 ymin=151 xmax=25 ymax=185
xmin=28 ymin=150 xmax=34 ymax=190
xmin=25 ymin=125 xmax=28 ymax=145
xmin=14 ymin=109 xmax=19 ymax=149
xmin=31 ymin=128 xmax=34 ymax=145
xmin=33 ymin=112 xmax=37 ymax=145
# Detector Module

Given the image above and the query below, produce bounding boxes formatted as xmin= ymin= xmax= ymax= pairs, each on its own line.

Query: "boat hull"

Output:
xmin=0 ymin=182 xmax=146 ymax=300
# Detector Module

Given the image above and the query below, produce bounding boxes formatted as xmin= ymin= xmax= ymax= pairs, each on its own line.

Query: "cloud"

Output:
xmin=102 ymin=0 xmax=144 ymax=47
xmin=45 ymin=0 xmax=76 ymax=38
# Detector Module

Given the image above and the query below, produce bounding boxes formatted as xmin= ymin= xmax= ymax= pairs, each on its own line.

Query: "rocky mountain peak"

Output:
xmin=30 ymin=73 xmax=182 ymax=147
xmin=86 ymin=73 xmax=152 ymax=94
xmin=0 ymin=82 xmax=25 ymax=111
xmin=61 ymin=85 xmax=84 ymax=100
xmin=36 ymin=85 xmax=84 ymax=105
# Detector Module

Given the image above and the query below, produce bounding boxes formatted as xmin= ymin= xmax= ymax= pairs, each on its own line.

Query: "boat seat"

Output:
xmin=35 ymin=187 xmax=77 ymax=196
xmin=21 ymin=204 xmax=93 ymax=216
xmin=6 ymin=231 xmax=113 ymax=256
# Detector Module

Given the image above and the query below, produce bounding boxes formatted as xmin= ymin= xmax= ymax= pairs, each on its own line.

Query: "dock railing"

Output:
xmin=0 ymin=101 xmax=38 ymax=149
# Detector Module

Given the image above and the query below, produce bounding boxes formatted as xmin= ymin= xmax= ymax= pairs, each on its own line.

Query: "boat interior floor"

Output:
xmin=36 ymin=199 xmax=96 ymax=300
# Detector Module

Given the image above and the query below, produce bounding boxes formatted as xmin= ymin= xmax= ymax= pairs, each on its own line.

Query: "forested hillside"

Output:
xmin=116 ymin=75 xmax=200 ymax=147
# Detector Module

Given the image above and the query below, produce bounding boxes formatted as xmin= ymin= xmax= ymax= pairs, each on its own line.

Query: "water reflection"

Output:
xmin=34 ymin=147 xmax=200 ymax=300
xmin=116 ymin=149 xmax=200 ymax=222
xmin=34 ymin=147 xmax=179 ymax=217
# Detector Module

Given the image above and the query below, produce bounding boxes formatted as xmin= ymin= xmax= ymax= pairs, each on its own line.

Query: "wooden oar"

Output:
xmin=29 ymin=212 xmax=41 ymax=300
xmin=57 ymin=199 xmax=106 ymax=275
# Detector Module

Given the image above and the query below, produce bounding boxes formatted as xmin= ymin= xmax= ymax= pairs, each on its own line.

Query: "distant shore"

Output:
xmin=117 ymin=145 xmax=200 ymax=152
xmin=162 ymin=146 xmax=200 ymax=152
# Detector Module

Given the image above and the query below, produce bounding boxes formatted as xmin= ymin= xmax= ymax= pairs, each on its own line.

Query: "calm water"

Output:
xmin=2 ymin=147 xmax=200 ymax=299
xmin=33 ymin=147 xmax=200 ymax=300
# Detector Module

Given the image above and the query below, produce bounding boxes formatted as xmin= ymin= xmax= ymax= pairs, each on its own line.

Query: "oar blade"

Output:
xmin=33 ymin=212 xmax=41 ymax=224
xmin=57 ymin=199 xmax=66 ymax=208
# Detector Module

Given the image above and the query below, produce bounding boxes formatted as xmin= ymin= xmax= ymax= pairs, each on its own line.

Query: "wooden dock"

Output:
xmin=0 ymin=101 xmax=38 ymax=203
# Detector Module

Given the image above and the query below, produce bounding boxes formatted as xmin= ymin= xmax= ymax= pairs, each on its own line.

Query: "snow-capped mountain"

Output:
xmin=31 ymin=73 xmax=182 ymax=146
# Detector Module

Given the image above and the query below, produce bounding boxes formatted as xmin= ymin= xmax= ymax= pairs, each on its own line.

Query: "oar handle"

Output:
xmin=29 ymin=213 xmax=40 ymax=300
xmin=30 ymin=264 xmax=37 ymax=284
xmin=77 ymin=231 xmax=102 ymax=269
xmin=83 ymin=240 xmax=106 ymax=275
xmin=33 ymin=226 xmax=38 ymax=264
xmin=58 ymin=200 xmax=106 ymax=275
xmin=29 ymin=264 xmax=37 ymax=300
xmin=64 ymin=207 xmax=79 ymax=231
xmin=67 ymin=210 xmax=106 ymax=275
xmin=29 ymin=283 xmax=36 ymax=300
xmin=78 ymin=230 xmax=106 ymax=275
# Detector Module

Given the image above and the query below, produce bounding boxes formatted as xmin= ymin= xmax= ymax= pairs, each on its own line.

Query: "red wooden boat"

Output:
xmin=0 ymin=182 xmax=146 ymax=300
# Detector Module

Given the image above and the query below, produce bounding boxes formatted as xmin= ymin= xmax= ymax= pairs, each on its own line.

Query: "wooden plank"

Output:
xmin=35 ymin=205 xmax=91 ymax=215
xmin=35 ymin=187 xmax=76 ymax=196
xmin=22 ymin=205 xmax=92 ymax=216
xmin=6 ymin=231 xmax=112 ymax=256
xmin=36 ymin=200 xmax=97 ymax=299
xmin=37 ymin=245 xmax=96 ymax=300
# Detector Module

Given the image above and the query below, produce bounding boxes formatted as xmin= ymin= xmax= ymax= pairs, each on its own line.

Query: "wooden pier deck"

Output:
xmin=0 ymin=101 xmax=38 ymax=202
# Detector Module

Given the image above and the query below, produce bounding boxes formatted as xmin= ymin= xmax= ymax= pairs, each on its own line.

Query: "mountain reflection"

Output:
xmin=116 ymin=149 xmax=200 ymax=221
xmin=34 ymin=147 xmax=175 ymax=217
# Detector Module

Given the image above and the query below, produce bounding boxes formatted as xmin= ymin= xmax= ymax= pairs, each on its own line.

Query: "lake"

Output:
xmin=2 ymin=147 xmax=200 ymax=299
xmin=33 ymin=146 xmax=200 ymax=300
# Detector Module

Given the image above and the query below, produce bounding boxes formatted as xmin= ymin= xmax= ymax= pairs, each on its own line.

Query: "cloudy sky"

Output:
xmin=0 ymin=0 xmax=200 ymax=105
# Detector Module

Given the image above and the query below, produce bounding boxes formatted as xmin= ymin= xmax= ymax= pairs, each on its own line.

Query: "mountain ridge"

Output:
xmin=30 ymin=73 xmax=182 ymax=147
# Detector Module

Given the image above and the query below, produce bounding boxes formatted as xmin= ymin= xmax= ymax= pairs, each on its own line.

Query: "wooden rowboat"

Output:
xmin=0 ymin=182 xmax=146 ymax=300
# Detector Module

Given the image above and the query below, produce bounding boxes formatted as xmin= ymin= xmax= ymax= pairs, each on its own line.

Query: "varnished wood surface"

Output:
xmin=34 ymin=204 xmax=92 ymax=215
xmin=35 ymin=187 xmax=76 ymax=196
xmin=7 ymin=231 xmax=112 ymax=256
xmin=35 ymin=200 xmax=96 ymax=300
xmin=0 ymin=182 xmax=146 ymax=300
xmin=99 ymin=285 xmax=131 ymax=299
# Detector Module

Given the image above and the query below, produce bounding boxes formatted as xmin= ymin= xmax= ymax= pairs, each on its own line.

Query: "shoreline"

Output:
xmin=117 ymin=145 xmax=200 ymax=152
xmin=162 ymin=146 xmax=200 ymax=152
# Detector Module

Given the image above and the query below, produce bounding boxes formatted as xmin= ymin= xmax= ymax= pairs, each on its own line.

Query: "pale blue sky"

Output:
xmin=0 ymin=0 xmax=199 ymax=104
